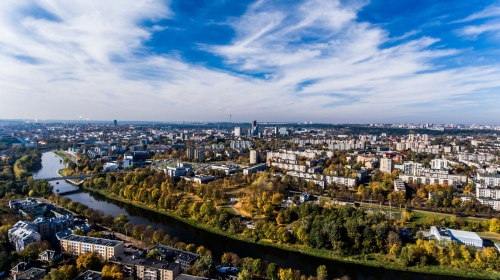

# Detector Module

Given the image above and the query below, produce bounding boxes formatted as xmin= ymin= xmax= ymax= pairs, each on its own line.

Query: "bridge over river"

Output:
xmin=16 ymin=174 xmax=93 ymax=185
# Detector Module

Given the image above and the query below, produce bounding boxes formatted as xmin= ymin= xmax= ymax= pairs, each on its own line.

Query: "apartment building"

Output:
xmin=8 ymin=221 xmax=41 ymax=252
xmin=59 ymin=235 xmax=124 ymax=260
xmin=243 ymin=163 xmax=267 ymax=176
xmin=477 ymin=173 xmax=500 ymax=187
xmin=109 ymin=255 xmax=180 ymax=280
xmin=380 ymin=157 xmax=393 ymax=174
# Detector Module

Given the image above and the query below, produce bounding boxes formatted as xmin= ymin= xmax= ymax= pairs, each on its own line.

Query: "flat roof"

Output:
xmin=61 ymin=234 xmax=123 ymax=247
xmin=448 ymin=229 xmax=482 ymax=241
xmin=109 ymin=255 xmax=180 ymax=270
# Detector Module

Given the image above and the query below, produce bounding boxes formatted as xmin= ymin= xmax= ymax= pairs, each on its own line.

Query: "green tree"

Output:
xmin=238 ymin=269 xmax=252 ymax=280
xmin=72 ymin=228 xmax=86 ymax=236
xmin=267 ymin=263 xmax=278 ymax=280
xmin=316 ymin=265 xmax=328 ymax=280
xmin=251 ymin=259 xmax=261 ymax=275
xmin=45 ymin=265 xmax=78 ymax=280
xmin=146 ymin=249 xmax=160 ymax=259
xmin=193 ymin=255 xmax=213 ymax=277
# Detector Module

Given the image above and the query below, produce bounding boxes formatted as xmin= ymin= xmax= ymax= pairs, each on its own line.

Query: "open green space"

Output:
xmin=477 ymin=232 xmax=500 ymax=244
xmin=412 ymin=210 xmax=487 ymax=224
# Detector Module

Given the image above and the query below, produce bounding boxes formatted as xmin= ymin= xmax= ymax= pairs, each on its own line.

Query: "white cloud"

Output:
xmin=453 ymin=4 xmax=500 ymax=23
xmin=458 ymin=21 xmax=500 ymax=37
xmin=0 ymin=0 xmax=499 ymax=123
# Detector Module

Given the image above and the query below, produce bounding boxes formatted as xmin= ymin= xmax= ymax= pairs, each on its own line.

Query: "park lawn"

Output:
xmin=219 ymin=206 xmax=239 ymax=215
xmin=319 ymin=197 xmax=331 ymax=205
xmin=477 ymin=231 xmax=500 ymax=243
xmin=233 ymin=201 xmax=253 ymax=218
xmin=54 ymin=150 xmax=73 ymax=163
xmin=412 ymin=210 xmax=487 ymax=224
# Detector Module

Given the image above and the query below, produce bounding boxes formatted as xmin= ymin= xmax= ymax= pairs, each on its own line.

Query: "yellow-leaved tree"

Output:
xmin=102 ymin=265 xmax=124 ymax=280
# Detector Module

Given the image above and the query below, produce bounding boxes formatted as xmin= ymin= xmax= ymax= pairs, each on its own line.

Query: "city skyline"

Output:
xmin=1 ymin=0 xmax=500 ymax=123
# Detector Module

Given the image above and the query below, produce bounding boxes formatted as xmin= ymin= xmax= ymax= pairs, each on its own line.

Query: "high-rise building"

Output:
xmin=380 ymin=157 xmax=394 ymax=174
xmin=186 ymin=147 xmax=195 ymax=160
xmin=234 ymin=127 xmax=241 ymax=137
xmin=195 ymin=148 xmax=205 ymax=161
xmin=251 ymin=120 xmax=258 ymax=136
xmin=279 ymin=127 xmax=290 ymax=136
xmin=113 ymin=120 xmax=117 ymax=126
xmin=250 ymin=150 xmax=260 ymax=164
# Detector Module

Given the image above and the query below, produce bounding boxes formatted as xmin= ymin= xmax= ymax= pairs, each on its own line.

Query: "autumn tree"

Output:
xmin=316 ymin=265 xmax=327 ymax=280
xmin=45 ymin=265 xmax=78 ymax=280
xmin=278 ymin=268 xmax=293 ymax=280
xmin=102 ymin=265 xmax=124 ymax=280
xmin=238 ymin=269 xmax=252 ymax=280
xmin=76 ymin=252 xmax=103 ymax=271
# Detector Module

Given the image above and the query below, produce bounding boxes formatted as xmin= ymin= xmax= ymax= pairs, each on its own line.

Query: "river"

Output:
xmin=36 ymin=152 xmax=464 ymax=280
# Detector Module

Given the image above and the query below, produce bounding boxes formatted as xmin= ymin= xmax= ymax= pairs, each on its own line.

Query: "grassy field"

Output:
xmin=477 ymin=232 xmax=500 ymax=243
xmin=219 ymin=206 xmax=239 ymax=215
xmin=412 ymin=210 xmax=487 ymax=224
xmin=53 ymin=150 xmax=73 ymax=164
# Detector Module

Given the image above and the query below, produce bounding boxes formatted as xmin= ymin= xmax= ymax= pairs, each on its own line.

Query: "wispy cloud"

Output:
xmin=0 ymin=0 xmax=499 ymax=123
xmin=457 ymin=21 xmax=500 ymax=38
xmin=453 ymin=3 xmax=500 ymax=23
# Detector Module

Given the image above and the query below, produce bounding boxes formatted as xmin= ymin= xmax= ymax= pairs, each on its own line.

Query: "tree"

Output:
xmin=386 ymin=231 xmax=402 ymax=253
xmin=241 ymin=257 xmax=254 ymax=271
xmin=238 ymin=269 xmax=252 ymax=280
xmin=278 ymin=268 xmax=293 ymax=280
xmin=267 ymin=263 xmax=278 ymax=280
xmin=72 ymin=228 xmax=86 ymax=236
xmin=45 ymin=265 xmax=78 ymax=280
xmin=316 ymin=265 xmax=327 ymax=280
xmin=489 ymin=218 xmax=500 ymax=233
xmin=102 ymin=265 xmax=124 ymax=280
xmin=76 ymin=252 xmax=103 ymax=271
xmin=193 ymin=255 xmax=213 ymax=277
xmin=252 ymin=259 xmax=261 ymax=275
xmin=186 ymin=244 xmax=196 ymax=252
xmin=146 ymin=249 xmax=160 ymax=259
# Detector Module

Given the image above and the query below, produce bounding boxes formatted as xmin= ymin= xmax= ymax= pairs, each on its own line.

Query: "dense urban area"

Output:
xmin=1 ymin=119 xmax=500 ymax=279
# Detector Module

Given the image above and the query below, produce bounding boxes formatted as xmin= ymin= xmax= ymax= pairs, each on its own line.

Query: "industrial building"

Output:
xmin=430 ymin=226 xmax=483 ymax=248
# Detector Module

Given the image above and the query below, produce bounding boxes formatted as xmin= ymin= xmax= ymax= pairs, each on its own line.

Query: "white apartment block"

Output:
xmin=476 ymin=185 xmax=500 ymax=199
xmin=430 ymin=158 xmax=448 ymax=170
xmin=476 ymin=198 xmax=500 ymax=211
xmin=477 ymin=173 xmax=500 ymax=187
xmin=402 ymin=161 xmax=424 ymax=175
xmin=8 ymin=221 xmax=41 ymax=252
xmin=287 ymin=171 xmax=357 ymax=188
xmin=399 ymin=172 xmax=467 ymax=186
xmin=60 ymin=235 xmax=124 ymax=260
xmin=380 ymin=157 xmax=393 ymax=174
xmin=459 ymin=153 xmax=497 ymax=163
xmin=394 ymin=179 xmax=406 ymax=192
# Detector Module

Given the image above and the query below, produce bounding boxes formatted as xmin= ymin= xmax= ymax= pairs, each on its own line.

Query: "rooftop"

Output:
xmin=448 ymin=229 xmax=483 ymax=241
xmin=109 ymin=255 xmax=180 ymax=271
xmin=61 ymin=234 xmax=123 ymax=247
xmin=75 ymin=270 xmax=102 ymax=280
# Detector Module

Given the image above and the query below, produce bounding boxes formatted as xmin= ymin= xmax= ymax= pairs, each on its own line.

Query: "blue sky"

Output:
xmin=1 ymin=0 xmax=500 ymax=124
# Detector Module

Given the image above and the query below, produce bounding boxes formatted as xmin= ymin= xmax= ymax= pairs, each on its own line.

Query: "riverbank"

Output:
xmin=53 ymin=150 xmax=73 ymax=164
xmin=83 ymin=186 xmax=499 ymax=280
